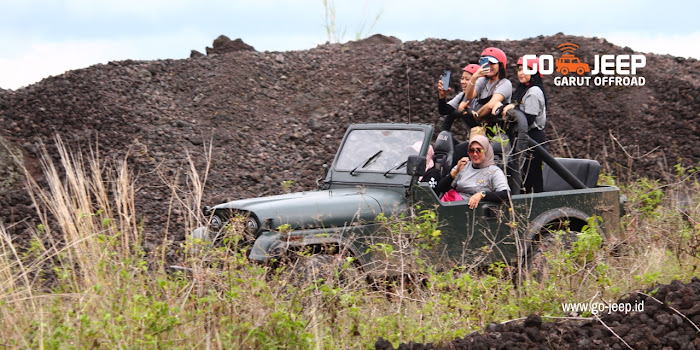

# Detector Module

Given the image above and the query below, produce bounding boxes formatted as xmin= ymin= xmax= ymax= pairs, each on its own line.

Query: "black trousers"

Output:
xmin=523 ymin=128 xmax=546 ymax=193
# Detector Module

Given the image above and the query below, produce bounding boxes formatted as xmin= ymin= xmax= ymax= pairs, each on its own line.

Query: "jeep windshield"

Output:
xmin=334 ymin=129 xmax=425 ymax=174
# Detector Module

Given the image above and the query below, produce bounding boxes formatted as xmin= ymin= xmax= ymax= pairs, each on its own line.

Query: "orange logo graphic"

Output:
xmin=524 ymin=43 xmax=646 ymax=87
xmin=555 ymin=43 xmax=590 ymax=76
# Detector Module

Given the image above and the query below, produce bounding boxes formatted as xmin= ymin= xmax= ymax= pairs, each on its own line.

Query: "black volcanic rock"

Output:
xmin=205 ymin=35 xmax=256 ymax=55
xmin=0 ymin=33 xmax=698 ymax=260
xmin=1 ymin=32 xmax=700 ymax=349
xmin=377 ymin=278 xmax=700 ymax=349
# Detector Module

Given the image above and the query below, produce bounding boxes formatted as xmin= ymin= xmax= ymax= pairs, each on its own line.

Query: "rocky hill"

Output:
xmin=1 ymin=33 xmax=699 ymax=255
xmin=1 ymin=32 xmax=700 ymax=350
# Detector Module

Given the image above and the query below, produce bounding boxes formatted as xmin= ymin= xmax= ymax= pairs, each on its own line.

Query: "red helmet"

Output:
xmin=463 ymin=64 xmax=480 ymax=74
xmin=517 ymin=56 xmax=542 ymax=75
xmin=517 ymin=56 xmax=539 ymax=69
xmin=480 ymin=47 xmax=507 ymax=66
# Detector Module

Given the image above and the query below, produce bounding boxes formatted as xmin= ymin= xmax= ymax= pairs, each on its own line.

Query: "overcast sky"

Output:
xmin=1 ymin=0 xmax=699 ymax=90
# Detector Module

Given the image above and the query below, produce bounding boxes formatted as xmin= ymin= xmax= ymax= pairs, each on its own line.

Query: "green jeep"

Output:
xmin=190 ymin=111 xmax=624 ymax=278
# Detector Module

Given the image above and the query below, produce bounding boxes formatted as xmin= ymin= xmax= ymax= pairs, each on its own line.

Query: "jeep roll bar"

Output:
xmin=507 ymin=109 xmax=588 ymax=191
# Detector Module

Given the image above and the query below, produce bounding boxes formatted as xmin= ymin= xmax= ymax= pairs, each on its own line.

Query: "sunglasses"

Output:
xmin=468 ymin=148 xmax=485 ymax=155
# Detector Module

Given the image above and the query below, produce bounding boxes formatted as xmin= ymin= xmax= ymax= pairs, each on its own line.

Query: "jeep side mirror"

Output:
xmin=406 ymin=155 xmax=426 ymax=176
xmin=316 ymin=164 xmax=329 ymax=189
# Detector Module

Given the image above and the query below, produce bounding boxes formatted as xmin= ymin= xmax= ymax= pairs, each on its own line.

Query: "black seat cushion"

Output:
xmin=543 ymin=158 xmax=601 ymax=192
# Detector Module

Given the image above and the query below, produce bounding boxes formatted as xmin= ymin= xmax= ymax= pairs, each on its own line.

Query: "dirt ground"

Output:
xmin=376 ymin=278 xmax=700 ymax=350
xmin=1 ymin=33 xmax=699 ymax=348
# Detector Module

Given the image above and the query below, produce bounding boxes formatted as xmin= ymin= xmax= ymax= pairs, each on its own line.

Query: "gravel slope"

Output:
xmin=1 ymin=33 xmax=698 ymax=257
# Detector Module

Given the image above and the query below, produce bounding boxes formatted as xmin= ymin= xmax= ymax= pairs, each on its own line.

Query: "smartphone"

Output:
xmin=441 ymin=70 xmax=451 ymax=91
xmin=479 ymin=57 xmax=491 ymax=73
xmin=479 ymin=57 xmax=490 ymax=67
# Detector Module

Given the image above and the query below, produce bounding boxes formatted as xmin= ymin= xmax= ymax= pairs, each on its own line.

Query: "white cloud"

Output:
xmin=603 ymin=32 xmax=700 ymax=59
xmin=0 ymin=30 xmax=214 ymax=90
xmin=61 ymin=0 xmax=193 ymax=17
xmin=2 ymin=1 xmax=698 ymax=89
xmin=0 ymin=40 xmax=122 ymax=90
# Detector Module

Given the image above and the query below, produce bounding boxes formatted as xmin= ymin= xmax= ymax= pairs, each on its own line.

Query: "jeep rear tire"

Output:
xmin=527 ymin=231 xmax=578 ymax=282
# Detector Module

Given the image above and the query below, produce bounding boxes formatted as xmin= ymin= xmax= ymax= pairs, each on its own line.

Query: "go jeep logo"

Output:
xmin=522 ymin=42 xmax=646 ymax=87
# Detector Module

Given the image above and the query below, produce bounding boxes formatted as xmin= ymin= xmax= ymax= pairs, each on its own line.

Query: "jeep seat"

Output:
xmin=432 ymin=131 xmax=455 ymax=179
xmin=543 ymin=158 xmax=601 ymax=192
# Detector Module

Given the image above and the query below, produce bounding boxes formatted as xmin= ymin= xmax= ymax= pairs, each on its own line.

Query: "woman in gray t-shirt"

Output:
xmin=437 ymin=64 xmax=480 ymax=136
xmin=452 ymin=47 xmax=513 ymax=166
xmin=436 ymin=135 xmax=509 ymax=209
xmin=501 ymin=56 xmax=548 ymax=193
xmin=462 ymin=47 xmax=512 ymax=125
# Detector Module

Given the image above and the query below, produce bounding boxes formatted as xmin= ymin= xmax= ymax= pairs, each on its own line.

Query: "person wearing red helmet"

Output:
xmin=500 ymin=55 xmax=548 ymax=193
xmin=463 ymin=64 xmax=480 ymax=75
xmin=461 ymin=47 xmax=512 ymax=124
xmin=437 ymin=63 xmax=481 ymax=135
xmin=449 ymin=47 xmax=512 ymax=167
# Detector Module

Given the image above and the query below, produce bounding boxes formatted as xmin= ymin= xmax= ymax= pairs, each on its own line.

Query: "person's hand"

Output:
xmin=451 ymin=157 xmax=469 ymax=178
xmin=474 ymin=63 xmax=490 ymax=79
xmin=468 ymin=193 xmax=483 ymax=209
xmin=457 ymin=101 xmax=470 ymax=112
xmin=438 ymin=79 xmax=450 ymax=99
xmin=503 ymin=103 xmax=515 ymax=116
xmin=492 ymin=101 xmax=504 ymax=116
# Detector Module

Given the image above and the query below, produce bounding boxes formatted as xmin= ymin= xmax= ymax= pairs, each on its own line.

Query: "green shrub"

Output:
xmin=2 ymin=140 xmax=698 ymax=349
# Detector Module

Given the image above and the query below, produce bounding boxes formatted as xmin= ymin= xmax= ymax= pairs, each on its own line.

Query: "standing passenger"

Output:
xmin=499 ymin=56 xmax=548 ymax=193
xmin=453 ymin=47 xmax=512 ymax=165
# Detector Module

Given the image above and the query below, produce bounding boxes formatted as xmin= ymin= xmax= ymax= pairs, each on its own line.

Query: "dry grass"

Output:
xmin=0 ymin=138 xmax=697 ymax=349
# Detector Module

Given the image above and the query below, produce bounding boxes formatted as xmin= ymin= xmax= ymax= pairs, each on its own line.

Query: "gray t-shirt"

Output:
xmin=521 ymin=86 xmax=546 ymax=130
xmin=472 ymin=77 xmax=512 ymax=111
xmin=450 ymin=163 xmax=509 ymax=198
xmin=447 ymin=92 xmax=465 ymax=109
xmin=447 ymin=92 xmax=476 ymax=110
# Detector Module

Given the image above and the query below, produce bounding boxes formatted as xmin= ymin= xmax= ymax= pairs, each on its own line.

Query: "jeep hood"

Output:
xmin=211 ymin=188 xmax=406 ymax=230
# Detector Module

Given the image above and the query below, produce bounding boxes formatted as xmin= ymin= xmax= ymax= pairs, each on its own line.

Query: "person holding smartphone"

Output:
xmin=452 ymin=47 xmax=512 ymax=165
xmin=498 ymin=56 xmax=548 ymax=193
xmin=461 ymin=47 xmax=512 ymax=125
xmin=437 ymin=64 xmax=480 ymax=135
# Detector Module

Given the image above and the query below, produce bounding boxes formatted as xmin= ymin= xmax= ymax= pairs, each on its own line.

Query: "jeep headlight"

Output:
xmin=247 ymin=217 xmax=259 ymax=234
xmin=210 ymin=214 xmax=223 ymax=231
